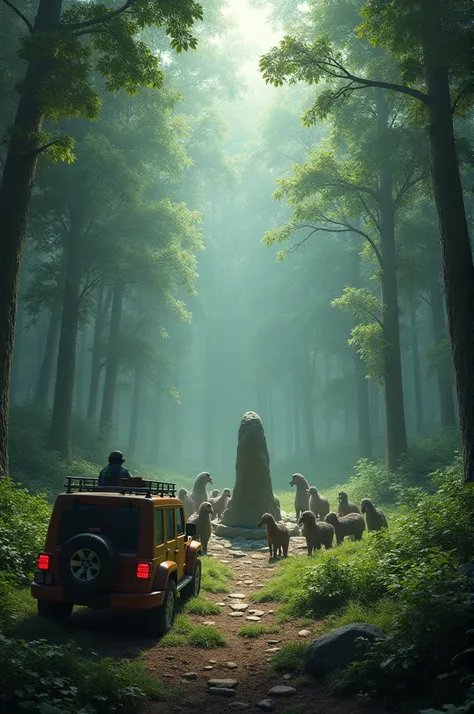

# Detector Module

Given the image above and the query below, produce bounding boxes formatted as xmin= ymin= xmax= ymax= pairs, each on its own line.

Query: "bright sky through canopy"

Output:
xmin=223 ymin=0 xmax=281 ymax=78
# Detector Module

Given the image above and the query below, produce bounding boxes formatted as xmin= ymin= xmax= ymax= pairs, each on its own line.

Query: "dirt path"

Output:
xmin=145 ymin=534 xmax=403 ymax=714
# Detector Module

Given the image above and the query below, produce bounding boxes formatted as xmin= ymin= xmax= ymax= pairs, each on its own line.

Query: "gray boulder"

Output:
xmin=304 ymin=623 xmax=386 ymax=676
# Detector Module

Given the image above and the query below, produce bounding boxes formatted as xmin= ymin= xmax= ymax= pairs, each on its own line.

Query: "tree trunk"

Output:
xmin=148 ymin=383 xmax=161 ymax=464
xmin=409 ymin=297 xmax=424 ymax=436
xmin=33 ymin=250 xmax=67 ymax=413
xmin=293 ymin=372 xmax=301 ymax=455
xmin=428 ymin=255 xmax=457 ymax=427
xmin=377 ymin=92 xmax=408 ymax=470
xmin=128 ymin=365 xmax=142 ymax=458
xmin=10 ymin=296 xmax=25 ymax=405
xmin=301 ymin=342 xmax=316 ymax=463
xmin=50 ymin=198 xmax=85 ymax=461
xmin=350 ymin=247 xmax=372 ymax=459
xmin=99 ymin=280 xmax=124 ymax=435
xmin=421 ymin=0 xmax=474 ymax=479
xmin=87 ymin=280 xmax=111 ymax=420
xmin=0 ymin=0 xmax=63 ymax=475
xmin=74 ymin=327 xmax=87 ymax=417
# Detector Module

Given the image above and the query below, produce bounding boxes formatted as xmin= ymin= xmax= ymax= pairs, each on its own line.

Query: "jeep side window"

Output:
xmin=166 ymin=508 xmax=175 ymax=541
xmin=156 ymin=508 xmax=164 ymax=545
xmin=176 ymin=507 xmax=185 ymax=536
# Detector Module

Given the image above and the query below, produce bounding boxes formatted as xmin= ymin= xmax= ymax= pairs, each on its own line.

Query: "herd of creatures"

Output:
xmin=178 ymin=471 xmax=388 ymax=556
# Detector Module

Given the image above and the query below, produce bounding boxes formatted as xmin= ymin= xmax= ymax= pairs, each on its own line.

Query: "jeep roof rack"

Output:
xmin=63 ymin=476 xmax=176 ymax=498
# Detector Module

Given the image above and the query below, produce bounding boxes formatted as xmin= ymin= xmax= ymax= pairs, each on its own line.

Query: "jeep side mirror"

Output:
xmin=185 ymin=522 xmax=196 ymax=539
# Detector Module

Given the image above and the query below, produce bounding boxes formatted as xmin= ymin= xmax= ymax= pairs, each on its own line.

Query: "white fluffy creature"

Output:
xmin=209 ymin=488 xmax=231 ymax=519
xmin=189 ymin=471 xmax=213 ymax=512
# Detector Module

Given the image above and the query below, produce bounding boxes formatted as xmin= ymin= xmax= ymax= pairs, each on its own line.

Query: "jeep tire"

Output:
xmin=147 ymin=579 xmax=177 ymax=637
xmin=180 ymin=558 xmax=202 ymax=601
xmin=37 ymin=600 xmax=73 ymax=622
xmin=59 ymin=533 xmax=117 ymax=595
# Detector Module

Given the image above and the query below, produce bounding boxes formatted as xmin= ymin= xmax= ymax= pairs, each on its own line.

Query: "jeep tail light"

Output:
xmin=136 ymin=562 xmax=151 ymax=579
xmin=37 ymin=554 xmax=50 ymax=571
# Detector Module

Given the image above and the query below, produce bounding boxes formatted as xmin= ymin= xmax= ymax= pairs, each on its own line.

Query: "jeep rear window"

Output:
xmin=58 ymin=503 xmax=139 ymax=552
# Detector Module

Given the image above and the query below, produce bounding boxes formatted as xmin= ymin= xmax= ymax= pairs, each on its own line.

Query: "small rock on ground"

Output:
xmin=202 ymin=621 xmax=216 ymax=625
xmin=228 ymin=593 xmax=246 ymax=599
xmin=207 ymin=679 xmax=239 ymax=688
xmin=225 ymin=662 xmax=238 ymax=669
xmin=182 ymin=672 xmax=198 ymax=680
xmin=230 ymin=611 xmax=244 ymax=617
xmin=208 ymin=687 xmax=236 ymax=697
xmin=298 ymin=629 xmax=311 ymax=637
xmin=256 ymin=699 xmax=275 ymax=711
xmin=267 ymin=640 xmax=280 ymax=644
xmin=246 ymin=616 xmax=261 ymax=622
xmin=267 ymin=685 xmax=297 ymax=697
xmin=248 ymin=610 xmax=265 ymax=616
xmin=265 ymin=647 xmax=281 ymax=653
xmin=230 ymin=603 xmax=249 ymax=611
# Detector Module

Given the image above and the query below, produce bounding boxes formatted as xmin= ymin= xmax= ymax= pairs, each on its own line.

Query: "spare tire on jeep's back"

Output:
xmin=59 ymin=533 xmax=117 ymax=594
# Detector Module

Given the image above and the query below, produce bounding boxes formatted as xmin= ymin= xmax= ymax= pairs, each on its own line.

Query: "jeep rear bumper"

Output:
xmin=31 ymin=584 xmax=166 ymax=610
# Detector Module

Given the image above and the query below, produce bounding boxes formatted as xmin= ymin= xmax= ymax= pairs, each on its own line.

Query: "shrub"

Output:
xmin=0 ymin=477 xmax=50 ymax=584
xmin=268 ymin=643 xmax=307 ymax=676
xmin=0 ymin=635 xmax=167 ymax=713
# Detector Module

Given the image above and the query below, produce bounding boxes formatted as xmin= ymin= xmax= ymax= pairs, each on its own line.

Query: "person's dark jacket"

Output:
xmin=98 ymin=463 xmax=131 ymax=487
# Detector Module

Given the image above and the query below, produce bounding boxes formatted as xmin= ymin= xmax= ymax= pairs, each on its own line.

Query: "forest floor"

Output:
xmin=141 ymin=533 xmax=414 ymax=714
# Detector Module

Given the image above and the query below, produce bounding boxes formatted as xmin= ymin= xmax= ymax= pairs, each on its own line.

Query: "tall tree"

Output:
xmin=259 ymin=0 xmax=474 ymax=477
xmin=0 ymin=0 xmax=203 ymax=475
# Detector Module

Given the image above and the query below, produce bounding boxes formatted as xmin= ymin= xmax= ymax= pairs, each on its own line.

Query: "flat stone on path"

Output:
xmin=230 ymin=603 xmax=249 ymax=611
xmin=225 ymin=662 xmax=239 ymax=669
xmin=208 ymin=688 xmax=236 ymax=697
xmin=267 ymin=686 xmax=297 ymax=697
xmin=220 ymin=560 xmax=230 ymax=564
xmin=217 ymin=602 xmax=226 ymax=606
xmin=246 ymin=616 xmax=261 ymax=622
xmin=228 ymin=593 xmax=246 ymax=599
xmin=230 ymin=611 xmax=244 ymax=617
xmin=256 ymin=699 xmax=275 ymax=711
xmin=231 ymin=551 xmax=247 ymax=558
xmin=265 ymin=647 xmax=281 ymax=653
xmin=229 ymin=704 xmax=250 ymax=710
xmin=207 ymin=679 xmax=239 ymax=688
xmin=243 ymin=580 xmax=254 ymax=585
xmin=298 ymin=629 xmax=311 ymax=637
xmin=248 ymin=610 xmax=265 ymax=617
xmin=267 ymin=640 xmax=280 ymax=644
xmin=182 ymin=672 xmax=198 ymax=680
xmin=204 ymin=666 xmax=214 ymax=670
xmin=202 ymin=621 xmax=216 ymax=625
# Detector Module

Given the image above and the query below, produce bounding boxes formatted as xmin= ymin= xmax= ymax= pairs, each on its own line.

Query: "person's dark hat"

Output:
xmin=108 ymin=450 xmax=125 ymax=463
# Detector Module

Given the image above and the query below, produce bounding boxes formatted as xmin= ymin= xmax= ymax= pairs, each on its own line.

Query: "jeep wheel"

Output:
xmin=37 ymin=600 xmax=73 ymax=622
xmin=59 ymin=533 xmax=117 ymax=594
xmin=147 ymin=579 xmax=177 ymax=637
xmin=180 ymin=559 xmax=202 ymax=601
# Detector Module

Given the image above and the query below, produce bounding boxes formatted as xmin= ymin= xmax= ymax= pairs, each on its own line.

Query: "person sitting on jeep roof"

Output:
xmin=98 ymin=450 xmax=132 ymax=487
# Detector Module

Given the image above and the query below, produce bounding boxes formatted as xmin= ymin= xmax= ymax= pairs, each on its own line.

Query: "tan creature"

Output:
xmin=360 ymin=498 xmax=388 ymax=531
xmin=189 ymin=471 xmax=213 ymax=512
xmin=337 ymin=491 xmax=361 ymax=517
xmin=188 ymin=501 xmax=214 ymax=554
xmin=210 ymin=489 xmax=219 ymax=498
xmin=307 ymin=486 xmax=330 ymax=520
xmin=289 ymin=473 xmax=310 ymax=519
xmin=324 ymin=511 xmax=365 ymax=545
xmin=298 ymin=510 xmax=334 ymax=554
xmin=209 ymin=488 xmax=231 ymax=520
xmin=178 ymin=488 xmax=195 ymax=518
xmin=257 ymin=513 xmax=290 ymax=559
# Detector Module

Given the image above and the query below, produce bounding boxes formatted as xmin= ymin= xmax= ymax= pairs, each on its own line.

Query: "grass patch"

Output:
xmin=182 ymin=598 xmax=221 ymax=616
xmin=268 ymin=642 xmax=307 ymax=676
xmin=188 ymin=625 xmax=227 ymax=649
xmin=237 ymin=624 xmax=280 ymax=638
xmin=201 ymin=558 xmax=233 ymax=594
xmin=161 ymin=614 xmax=226 ymax=649
xmin=322 ymin=598 xmax=397 ymax=635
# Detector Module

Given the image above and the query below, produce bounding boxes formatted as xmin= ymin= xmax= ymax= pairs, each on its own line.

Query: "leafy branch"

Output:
xmin=1 ymin=0 xmax=33 ymax=32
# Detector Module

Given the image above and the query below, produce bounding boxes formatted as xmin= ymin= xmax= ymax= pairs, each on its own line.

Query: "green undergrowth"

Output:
xmin=201 ymin=558 xmax=233 ymax=593
xmin=237 ymin=623 xmax=280 ymax=638
xmin=161 ymin=614 xmax=226 ymax=649
xmin=182 ymin=597 xmax=221 ymax=616
xmin=0 ymin=634 xmax=169 ymax=714
xmin=268 ymin=642 xmax=307 ymax=676
xmin=267 ymin=458 xmax=472 ymax=703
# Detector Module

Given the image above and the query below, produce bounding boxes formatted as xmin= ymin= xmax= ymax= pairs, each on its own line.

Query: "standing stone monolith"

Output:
xmin=220 ymin=411 xmax=281 ymax=529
